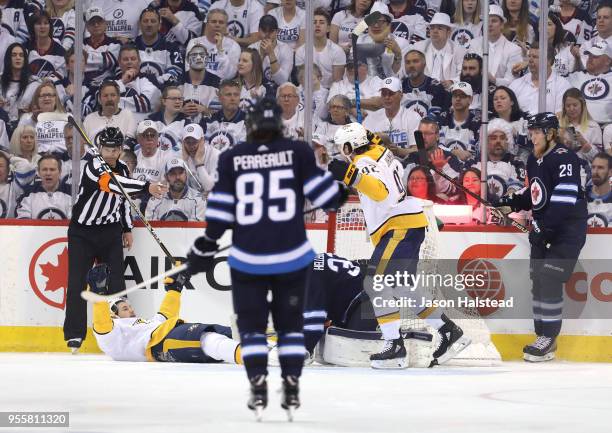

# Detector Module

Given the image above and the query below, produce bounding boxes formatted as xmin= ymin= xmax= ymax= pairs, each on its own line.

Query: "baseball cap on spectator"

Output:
xmin=259 ymin=15 xmax=279 ymax=31
xmin=489 ymin=5 xmax=507 ymax=23
xmin=585 ymin=40 xmax=612 ymax=58
xmin=183 ymin=123 xmax=204 ymax=140
xmin=86 ymin=7 xmax=104 ymax=22
xmin=429 ymin=12 xmax=454 ymax=29
xmin=450 ymin=81 xmax=473 ymax=97
xmin=137 ymin=120 xmax=159 ymax=135
xmin=380 ymin=77 xmax=402 ymax=92
xmin=312 ymin=133 xmax=325 ymax=146
xmin=368 ymin=1 xmax=393 ymax=22
xmin=165 ymin=157 xmax=186 ymax=174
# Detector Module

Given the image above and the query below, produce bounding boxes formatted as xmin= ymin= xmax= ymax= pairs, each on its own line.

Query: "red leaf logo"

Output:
xmin=39 ymin=247 xmax=68 ymax=293
xmin=29 ymin=237 xmax=69 ymax=310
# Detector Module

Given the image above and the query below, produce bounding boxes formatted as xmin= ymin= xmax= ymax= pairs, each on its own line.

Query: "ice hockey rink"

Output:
xmin=2 ymin=353 xmax=611 ymax=433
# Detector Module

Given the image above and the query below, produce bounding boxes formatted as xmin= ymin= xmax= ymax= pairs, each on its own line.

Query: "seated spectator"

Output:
xmin=509 ymin=42 xmax=572 ymax=116
xmin=18 ymin=80 xmax=68 ymax=155
xmin=356 ymin=2 xmax=408 ymax=78
xmin=135 ymin=8 xmax=183 ymax=90
xmin=604 ymin=124 xmax=612 ymax=155
xmin=27 ymin=11 xmax=66 ymax=79
xmin=455 ymin=167 xmax=487 ymax=223
xmin=153 ymin=0 xmax=204 ymax=46
xmin=0 ymin=108 xmax=8 ymax=151
xmin=213 ymin=0 xmax=265 ymax=48
xmin=202 ymin=80 xmax=247 ymax=153
xmin=1 ymin=43 xmax=40 ymax=129
xmin=90 ymin=0 xmax=152 ymax=43
xmin=237 ymin=48 xmax=267 ymax=110
xmin=46 ymin=0 xmax=76 ymax=52
xmin=586 ymin=152 xmax=612 ymax=227
xmin=0 ymin=1 xmax=30 ymax=44
xmin=134 ymin=120 xmax=175 ymax=183
xmin=188 ymin=9 xmax=241 ymax=80
xmin=329 ymin=55 xmax=382 ymax=118
xmin=249 ymin=14 xmax=293 ymax=88
xmin=410 ymin=12 xmax=465 ymax=87
xmin=0 ymin=151 xmax=18 ymax=217
xmin=277 ymin=82 xmax=304 ymax=140
xmin=502 ymin=0 xmax=535 ymax=50
xmin=9 ymin=124 xmax=38 ymax=164
xmin=0 ymin=11 xmax=17 ymax=78
xmin=296 ymin=64 xmax=329 ymax=121
xmin=438 ymin=82 xmax=480 ymax=161
xmin=457 ymin=53 xmax=484 ymax=110
xmin=406 ymin=165 xmax=444 ymax=203
xmin=559 ymin=88 xmax=603 ymax=162
xmin=267 ymin=0 xmax=305 ymax=50
xmin=181 ymin=40 xmax=221 ymax=124
xmin=113 ymin=45 xmax=162 ymax=123
xmin=402 ymin=48 xmax=449 ymax=118
xmin=51 ymin=48 xmax=97 ymax=117
xmin=315 ymin=94 xmax=352 ymax=158
xmin=451 ymin=0 xmax=483 ymax=50
xmin=491 ymin=85 xmax=528 ymax=160
xmin=145 ymin=157 xmax=206 ymax=221
xmin=121 ymin=149 xmax=137 ymax=177
xmin=295 ymin=8 xmax=346 ymax=89
xmin=60 ymin=124 xmax=89 ymax=188
xmin=148 ymin=86 xmax=190 ymax=152
xmin=389 ymin=0 xmax=428 ymax=45
xmin=577 ymin=3 xmax=612 ymax=69
xmin=547 ymin=11 xmax=577 ymax=77
xmin=83 ymin=6 xmax=122 ymax=88
xmin=469 ymin=118 xmax=525 ymax=202
xmin=83 ymin=81 xmax=137 ymax=149
xmin=555 ymin=0 xmax=593 ymax=45
xmin=180 ymin=123 xmax=219 ymax=194
xmin=330 ymin=0 xmax=374 ymax=52
xmin=364 ymin=76 xmax=422 ymax=158
xmin=568 ymin=40 xmax=612 ymax=126
xmin=15 ymin=154 xmax=72 ymax=219
xmin=468 ymin=5 xmax=523 ymax=87
xmin=311 ymin=132 xmax=331 ymax=169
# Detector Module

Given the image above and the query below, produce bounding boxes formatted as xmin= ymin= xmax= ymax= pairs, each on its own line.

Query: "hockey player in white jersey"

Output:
xmin=89 ymin=264 xmax=242 ymax=364
xmin=330 ymin=123 xmax=470 ymax=368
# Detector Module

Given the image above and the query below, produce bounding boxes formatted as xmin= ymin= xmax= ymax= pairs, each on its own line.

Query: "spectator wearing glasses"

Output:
xmin=147 ymin=86 xmax=190 ymax=152
xmin=406 ymin=165 xmax=443 ymax=203
xmin=277 ymin=82 xmax=304 ymax=140
xmin=315 ymin=94 xmax=353 ymax=158
xmin=83 ymin=6 xmax=122 ymax=88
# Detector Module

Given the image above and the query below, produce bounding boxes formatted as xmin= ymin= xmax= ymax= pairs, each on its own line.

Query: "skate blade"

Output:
xmin=434 ymin=336 xmax=472 ymax=366
xmin=251 ymin=406 xmax=264 ymax=422
xmin=523 ymin=352 xmax=555 ymax=362
xmin=285 ymin=406 xmax=295 ymax=422
xmin=370 ymin=357 xmax=408 ymax=369
xmin=70 ymin=347 xmax=80 ymax=355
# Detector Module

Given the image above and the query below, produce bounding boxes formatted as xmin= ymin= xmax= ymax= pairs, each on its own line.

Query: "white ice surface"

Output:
xmin=1 ymin=353 xmax=611 ymax=433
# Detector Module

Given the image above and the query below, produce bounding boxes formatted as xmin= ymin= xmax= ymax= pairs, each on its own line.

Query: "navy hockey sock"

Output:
xmin=277 ymin=332 xmax=306 ymax=378
xmin=240 ymin=332 xmax=269 ymax=378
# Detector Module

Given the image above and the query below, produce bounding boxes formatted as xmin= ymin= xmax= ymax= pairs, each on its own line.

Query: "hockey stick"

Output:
xmin=38 ymin=112 xmax=198 ymax=290
xmin=414 ymin=131 xmax=529 ymax=233
xmin=81 ymin=263 xmax=188 ymax=302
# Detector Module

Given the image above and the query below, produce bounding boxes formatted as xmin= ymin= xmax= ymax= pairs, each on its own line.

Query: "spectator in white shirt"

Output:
xmin=509 ymin=41 xmax=572 ymax=116
xmin=180 ymin=123 xmax=219 ymax=194
xmin=502 ymin=0 xmax=535 ymax=51
xmin=296 ymin=64 xmax=329 ymax=121
xmin=411 ymin=12 xmax=466 ymax=87
xmin=249 ymin=15 xmax=293 ymax=87
xmin=468 ymin=5 xmax=523 ymax=87
xmin=315 ymin=94 xmax=353 ymax=157
xmin=568 ymin=40 xmax=612 ymax=126
xmin=267 ymin=0 xmax=305 ymax=50
xmin=604 ymin=123 xmax=612 ymax=155
xmin=215 ymin=0 xmax=265 ymax=48
xmin=277 ymin=82 xmax=303 ymax=140
xmin=578 ymin=2 xmax=612 ymax=66
xmin=328 ymin=55 xmax=382 ymax=118
xmin=147 ymin=86 xmax=190 ymax=152
xmin=134 ymin=120 xmax=174 ymax=183
xmin=330 ymin=0 xmax=374 ymax=51
xmin=559 ymin=87 xmax=603 ymax=162
xmin=237 ymin=48 xmax=267 ymax=110
xmin=295 ymin=8 xmax=346 ymax=89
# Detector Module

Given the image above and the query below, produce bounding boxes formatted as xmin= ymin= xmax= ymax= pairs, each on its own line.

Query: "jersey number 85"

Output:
xmin=236 ymin=169 xmax=296 ymax=225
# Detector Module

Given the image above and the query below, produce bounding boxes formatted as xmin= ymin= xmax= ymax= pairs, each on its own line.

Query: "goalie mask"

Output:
xmin=333 ymin=122 xmax=369 ymax=161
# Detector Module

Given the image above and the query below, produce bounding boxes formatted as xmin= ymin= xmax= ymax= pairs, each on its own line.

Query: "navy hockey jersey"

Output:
xmin=401 ymin=76 xmax=450 ymax=118
xmin=512 ymin=144 xmax=588 ymax=230
xmin=439 ymin=109 xmax=481 ymax=156
xmin=204 ymin=138 xmax=341 ymax=275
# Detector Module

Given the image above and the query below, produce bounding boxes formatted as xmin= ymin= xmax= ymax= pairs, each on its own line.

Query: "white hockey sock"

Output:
xmin=422 ymin=309 xmax=444 ymax=330
xmin=200 ymin=332 xmax=240 ymax=364
xmin=379 ymin=319 xmax=401 ymax=340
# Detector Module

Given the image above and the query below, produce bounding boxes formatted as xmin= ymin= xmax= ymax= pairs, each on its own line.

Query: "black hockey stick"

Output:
xmin=38 ymin=112 xmax=198 ymax=291
xmin=414 ymin=131 xmax=529 ymax=233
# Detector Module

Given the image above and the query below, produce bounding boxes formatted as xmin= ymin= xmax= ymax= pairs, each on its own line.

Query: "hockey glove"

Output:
xmin=87 ymin=263 xmax=111 ymax=295
xmin=164 ymin=262 xmax=191 ymax=293
xmin=328 ymin=159 xmax=360 ymax=186
xmin=529 ymin=220 xmax=555 ymax=248
xmin=187 ymin=235 xmax=218 ymax=275
xmin=497 ymin=194 xmax=520 ymax=212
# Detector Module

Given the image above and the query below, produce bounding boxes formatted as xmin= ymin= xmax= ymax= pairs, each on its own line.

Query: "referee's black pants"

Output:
xmin=63 ymin=222 xmax=126 ymax=341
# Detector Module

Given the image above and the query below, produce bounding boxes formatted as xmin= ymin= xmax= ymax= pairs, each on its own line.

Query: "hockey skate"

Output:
xmin=429 ymin=314 xmax=471 ymax=367
xmin=370 ymin=338 xmax=408 ymax=369
xmin=67 ymin=338 xmax=82 ymax=355
xmin=281 ymin=376 xmax=300 ymax=422
xmin=523 ymin=336 xmax=557 ymax=362
xmin=247 ymin=375 xmax=267 ymax=421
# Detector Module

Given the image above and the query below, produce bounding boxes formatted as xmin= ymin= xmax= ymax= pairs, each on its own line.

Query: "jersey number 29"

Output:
xmin=236 ymin=169 xmax=296 ymax=225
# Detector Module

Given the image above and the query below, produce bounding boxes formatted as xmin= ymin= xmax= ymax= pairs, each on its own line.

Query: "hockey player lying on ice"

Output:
xmin=88 ymin=263 xmax=241 ymax=364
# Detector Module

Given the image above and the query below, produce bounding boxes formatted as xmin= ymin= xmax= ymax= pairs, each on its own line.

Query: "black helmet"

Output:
xmin=96 ymin=127 xmax=124 ymax=147
xmin=245 ymin=97 xmax=283 ymax=141
xmin=527 ymin=112 xmax=559 ymax=131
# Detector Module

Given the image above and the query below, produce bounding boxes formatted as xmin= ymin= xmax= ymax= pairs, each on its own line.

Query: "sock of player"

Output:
xmin=303 ymin=310 xmax=326 ymax=354
xmin=239 ymin=332 xmax=269 ymax=377
xmin=200 ymin=332 xmax=242 ymax=364
xmin=277 ymin=332 xmax=306 ymax=378
xmin=377 ymin=312 xmax=401 ymax=340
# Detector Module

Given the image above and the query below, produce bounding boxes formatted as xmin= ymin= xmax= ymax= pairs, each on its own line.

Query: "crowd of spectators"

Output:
xmin=0 ymin=0 xmax=610 ymax=227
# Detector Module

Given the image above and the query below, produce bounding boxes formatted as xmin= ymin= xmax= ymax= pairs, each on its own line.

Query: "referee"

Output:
xmin=63 ymin=127 xmax=167 ymax=353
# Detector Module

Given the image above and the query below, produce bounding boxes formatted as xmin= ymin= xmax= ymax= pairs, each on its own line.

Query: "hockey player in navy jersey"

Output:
xmin=186 ymin=97 xmax=347 ymax=420
xmin=495 ymin=113 xmax=588 ymax=362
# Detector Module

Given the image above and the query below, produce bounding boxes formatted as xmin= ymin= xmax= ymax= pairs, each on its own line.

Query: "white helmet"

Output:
xmin=108 ymin=296 xmax=128 ymax=316
xmin=333 ymin=123 xmax=369 ymax=159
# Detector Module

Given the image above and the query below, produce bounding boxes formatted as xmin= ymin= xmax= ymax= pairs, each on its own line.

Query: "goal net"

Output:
xmin=326 ymin=197 xmax=502 ymax=366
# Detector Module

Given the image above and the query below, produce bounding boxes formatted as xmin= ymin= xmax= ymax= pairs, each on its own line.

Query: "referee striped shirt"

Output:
xmin=71 ymin=157 xmax=149 ymax=230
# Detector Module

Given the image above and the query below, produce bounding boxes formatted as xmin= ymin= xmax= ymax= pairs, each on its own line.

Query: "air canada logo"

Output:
xmin=458 ymin=244 xmax=515 ymax=316
xmin=29 ymin=238 xmax=69 ymax=309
